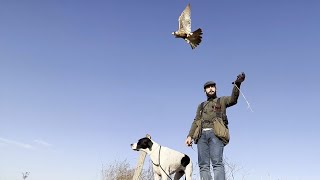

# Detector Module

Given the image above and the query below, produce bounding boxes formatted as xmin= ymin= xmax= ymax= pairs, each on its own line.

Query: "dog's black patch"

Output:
xmin=136 ymin=137 xmax=153 ymax=151
xmin=181 ymin=154 xmax=190 ymax=167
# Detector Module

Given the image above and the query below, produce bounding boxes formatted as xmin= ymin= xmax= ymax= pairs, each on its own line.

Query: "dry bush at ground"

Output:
xmin=102 ymin=159 xmax=154 ymax=180
xmin=102 ymin=158 xmax=247 ymax=180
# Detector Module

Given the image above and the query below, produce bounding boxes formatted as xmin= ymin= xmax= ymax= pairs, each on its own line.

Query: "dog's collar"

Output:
xmin=150 ymin=146 xmax=172 ymax=180
xmin=151 ymin=145 xmax=161 ymax=167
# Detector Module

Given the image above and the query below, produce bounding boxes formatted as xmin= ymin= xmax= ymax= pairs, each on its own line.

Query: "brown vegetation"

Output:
xmin=101 ymin=159 xmax=153 ymax=180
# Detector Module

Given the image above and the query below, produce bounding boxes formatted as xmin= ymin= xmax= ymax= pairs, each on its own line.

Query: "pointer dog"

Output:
xmin=131 ymin=137 xmax=192 ymax=180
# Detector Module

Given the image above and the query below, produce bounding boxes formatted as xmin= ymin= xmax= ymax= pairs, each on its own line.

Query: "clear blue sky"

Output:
xmin=1 ymin=0 xmax=319 ymax=180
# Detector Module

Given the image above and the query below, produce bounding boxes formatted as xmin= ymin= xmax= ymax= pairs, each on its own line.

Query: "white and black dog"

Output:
xmin=131 ymin=137 xmax=192 ymax=180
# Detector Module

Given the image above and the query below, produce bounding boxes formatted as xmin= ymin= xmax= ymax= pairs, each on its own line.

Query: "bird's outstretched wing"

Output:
xmin=178 ymin=3 xmax=191 ymax=34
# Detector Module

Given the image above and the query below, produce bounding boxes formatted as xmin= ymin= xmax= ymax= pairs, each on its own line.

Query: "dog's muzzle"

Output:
xmin=131 ymin=143 xmax=138 ymax=151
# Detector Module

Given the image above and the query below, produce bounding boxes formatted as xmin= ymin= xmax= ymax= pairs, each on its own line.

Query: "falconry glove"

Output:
xmin=232 ymin=72 xmax=246 ymax=86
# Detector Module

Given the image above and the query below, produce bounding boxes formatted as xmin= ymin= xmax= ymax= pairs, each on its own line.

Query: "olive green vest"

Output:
xmin=200 ymin=98 xmax=227 ymax=129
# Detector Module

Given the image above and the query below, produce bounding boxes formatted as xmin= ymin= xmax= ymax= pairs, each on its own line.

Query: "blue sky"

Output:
xmin=1 ymin=0 xmax=319 ymax=179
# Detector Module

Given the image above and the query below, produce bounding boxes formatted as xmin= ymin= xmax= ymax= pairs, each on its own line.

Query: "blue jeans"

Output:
xmin=197 ymin=129 xmax=225 ymax=180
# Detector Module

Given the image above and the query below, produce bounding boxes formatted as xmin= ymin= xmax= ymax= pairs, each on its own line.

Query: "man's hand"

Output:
xmin=185 ymin=136 xmax=193 ymax=147
xmin=232 ymin=72 xmax=246 ymax=84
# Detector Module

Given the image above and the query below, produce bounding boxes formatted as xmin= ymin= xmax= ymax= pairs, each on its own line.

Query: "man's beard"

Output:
xmin=206 ymin=91 xmax=217 ymax=99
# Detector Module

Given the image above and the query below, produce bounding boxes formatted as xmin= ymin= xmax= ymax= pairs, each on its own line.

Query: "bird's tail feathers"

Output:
xmin=188 ymin=28 xmax=203 ymax=49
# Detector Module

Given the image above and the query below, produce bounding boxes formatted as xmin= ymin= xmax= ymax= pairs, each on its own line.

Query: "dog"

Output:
xmin=131 ymin=137 xmax=192 ymax=180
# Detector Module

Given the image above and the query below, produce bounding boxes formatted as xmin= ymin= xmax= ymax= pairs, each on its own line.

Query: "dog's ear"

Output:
xmin=146 ymin=134 xmax=151 ymax=139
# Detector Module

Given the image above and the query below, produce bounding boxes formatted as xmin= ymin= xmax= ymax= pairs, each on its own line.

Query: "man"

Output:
xmin=185 ymin=72 xmax=246 ymax=180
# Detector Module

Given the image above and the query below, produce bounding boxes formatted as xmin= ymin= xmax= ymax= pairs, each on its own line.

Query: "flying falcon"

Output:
xmin=172 ymin=3 xmax=203 ymax=49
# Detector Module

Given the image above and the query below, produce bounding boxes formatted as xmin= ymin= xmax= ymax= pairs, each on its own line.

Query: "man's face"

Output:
xmin=205 ymin=85 xmax=216 ymax=96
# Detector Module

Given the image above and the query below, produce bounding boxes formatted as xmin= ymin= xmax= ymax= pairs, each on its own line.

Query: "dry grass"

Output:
xmin=102 ymin=159 xmax=154 ymax=180
xmin=101 ymin=158 xmax=248 ymax=180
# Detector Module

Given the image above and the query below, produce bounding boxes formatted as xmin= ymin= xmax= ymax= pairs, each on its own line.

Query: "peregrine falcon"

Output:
xmin=172 ymin=3 xmax=203 ymax=49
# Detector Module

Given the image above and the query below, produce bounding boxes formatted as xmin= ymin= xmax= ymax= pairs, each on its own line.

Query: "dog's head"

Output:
xmin=131 ymin=137 xmax=153 ymax=153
